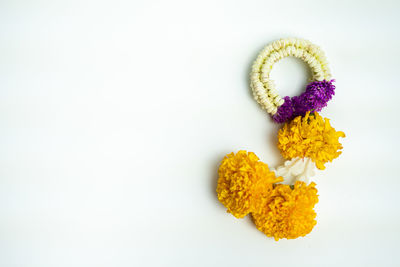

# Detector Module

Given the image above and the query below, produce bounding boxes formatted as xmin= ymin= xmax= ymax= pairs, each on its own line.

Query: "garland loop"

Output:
xmin=250 ymin=38 xmax=333 ymax=123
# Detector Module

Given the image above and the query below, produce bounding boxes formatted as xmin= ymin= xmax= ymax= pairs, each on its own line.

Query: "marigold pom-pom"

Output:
xmin=251 ymin=181 xmax=319 ymax=241
xmin=277 ymin=112 xmax=345 ymax=170
xmin=217 ymin=150 xmax=283 ymax=218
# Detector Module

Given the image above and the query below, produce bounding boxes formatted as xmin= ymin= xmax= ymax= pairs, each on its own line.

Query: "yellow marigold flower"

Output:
xmin=251 ymin=181 xmax=318 ymax=241
xmin=217 ymin=150 xmax=283 ymax=218
xmin=277 ymin=112 xmax=345 ymax=170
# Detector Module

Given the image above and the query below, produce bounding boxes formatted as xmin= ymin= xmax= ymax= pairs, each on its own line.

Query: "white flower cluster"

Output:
xmin=250 ymin=38 xmax=332 ymax=115
xmin=272 ymin=157 xmax=318 ymax=185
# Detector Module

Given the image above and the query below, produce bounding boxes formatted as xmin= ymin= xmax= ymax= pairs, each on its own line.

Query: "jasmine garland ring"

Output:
xmin=216 ymin=38 xmax=345 ymax=240
xmin=250 ymin=38 xmax=334 ymax=123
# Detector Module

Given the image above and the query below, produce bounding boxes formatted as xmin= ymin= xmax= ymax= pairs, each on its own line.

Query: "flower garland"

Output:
xmin=250 ymin=38 xmax=333 ymax=123
xmin=216 ymin=38 xmax=345 ymax=240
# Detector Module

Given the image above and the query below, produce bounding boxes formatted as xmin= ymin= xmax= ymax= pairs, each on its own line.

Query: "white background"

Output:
xmin=1 ymin=0 xmax=400 ymax=266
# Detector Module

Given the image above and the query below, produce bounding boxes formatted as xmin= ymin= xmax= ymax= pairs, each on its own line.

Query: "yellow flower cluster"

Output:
xmin=217 ymin=150 xmax=282 ymax=218
xmin=252 ymin=181 xmax=319 ymax=241
xmin=217 ymin=151 xmax=319 ymax=240
xmin=277 ymin=112 xmax=345 ymax=170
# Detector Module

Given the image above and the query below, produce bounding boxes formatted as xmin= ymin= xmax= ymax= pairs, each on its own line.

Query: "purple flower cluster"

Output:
xmin=272 ymin=79 xmax=335 ymax=123
xmin=271 ymin=96 xmax=293 ymax=124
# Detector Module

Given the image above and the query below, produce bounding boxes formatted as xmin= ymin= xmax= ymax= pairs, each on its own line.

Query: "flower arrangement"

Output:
xmin=250 ymin=38 xmax=331 ymax=117
xmin=216 ymin=38 xmax=345 ymax=240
